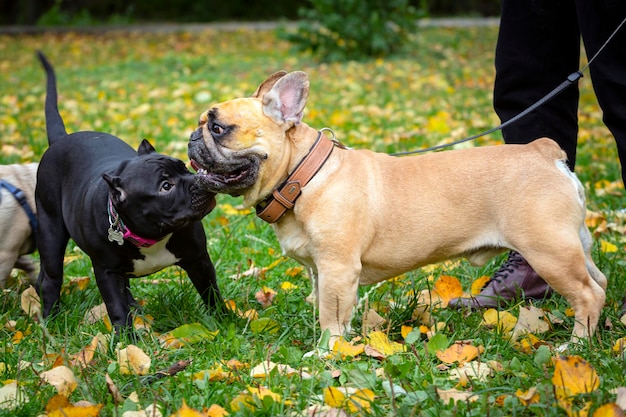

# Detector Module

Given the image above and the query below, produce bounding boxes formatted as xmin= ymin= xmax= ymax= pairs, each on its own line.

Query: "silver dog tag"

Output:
xmin=108 ymin=227 xmax=124 ymax=245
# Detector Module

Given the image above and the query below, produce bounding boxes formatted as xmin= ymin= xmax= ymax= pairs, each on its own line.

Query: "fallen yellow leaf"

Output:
xmin=401 ymin=325 xmax=413 ymax=339
xmin=230 ymin=393 xmax=255 ymax=412
xmin=552 ymin=355 xmax=599 ymax=416
xmin=482 ymin=309 xmax=517 ymax=334
xmin=323 ymin=386 xmax=374 ymax=413
xmin=514 ymin=333 xmax=545 ymax=354
xmin=600 ymin=239 xmax=618 ymax=253
xmin=332 ymin=337 xmax=365 ymax=359
xmin=159 ymin=323 xmax=219 ymax=348
xmin=432 ymin=275 xmax=464 ymax=307
xmin=436 ymin=341 xmax=484 ymax=365
xmin=366 ymin=331 xmax=406 ymax=357
xmin=47 ymin=396 xmax=103 ymax=417
xmin=284 ymin=266 xmax=303 ymax=277
xmin=205 ymin=403 xmax=229 ymax=417
xmin=280 ymin=280 xmax=298 ymax=290
xmin=171 ymin=399 xmax=209 ymax=416
xmin=612 ymin=338 xmax=626 ymax=355
xmin=515 ymin=387 xmax=540 ymax=405
xmin=193 ymin=366 xmax=231 ymax=382
xmin=69 ymin=276 xmax=91 ymax=291
xmin=591 ymin=403 xmax=625 ymax=417
xmin=249 ymin=317 xmax=280 ymax=334
xmin=117 ymin=345 xmax=151 ymax=376
xmin=470 ymin=276 xmax=491 ymax=295
xmin=247 ymin=385 xmax=282 ymax=402
xmin=11 ymin=331 xmax=23 ymax=344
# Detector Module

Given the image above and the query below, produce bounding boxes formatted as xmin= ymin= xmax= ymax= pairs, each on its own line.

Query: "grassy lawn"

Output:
xmin=1 ymin=26 xmax=626 ymax=416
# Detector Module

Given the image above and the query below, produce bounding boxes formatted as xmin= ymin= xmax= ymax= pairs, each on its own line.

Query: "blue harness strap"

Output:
xmin=0 ymin=179 xmax=38 ymax=248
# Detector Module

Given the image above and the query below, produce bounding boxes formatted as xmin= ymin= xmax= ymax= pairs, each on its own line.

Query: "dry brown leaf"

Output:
xmin=84 ymin=303 xmax=108 ymax=324
xmin=448 ymin=361 xmax=492 ymax=382
xmin=20 ymin=285 xmax=41 ymax=317
xmin=106 ymin=373 xmax=124 ymax=404
xmin=70 ymin=334 xmax=101 ymax=369
xmin=615 ymin=387 xmax=626 ymax=411
xmin=249 ymin=360 xmax=312 ymax=379
xmin=255 ymin=286 xmax=276 ymax=308
xmin=41 ymin=365 xmax=78 ymax=396
xmin=0 ymin=381 xmax=28 ymax=410
xmin=511 ymin=305 xmax=552 ymax=340
xmin=362 ymin=308 xmax=386 ymax=333
xmin=229 ymin=260 xmax=266 ymax=280
xmin=436 ymin=387 xmax=479 ymax=404
xmin=487 ymin=360 xmax=505 ymax=373
xmin=304 ymin=405 xmax=349 ymax=417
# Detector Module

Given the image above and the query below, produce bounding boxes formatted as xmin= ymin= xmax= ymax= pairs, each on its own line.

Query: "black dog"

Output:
xmin=35 ymin=52 xmax=223 ymax=331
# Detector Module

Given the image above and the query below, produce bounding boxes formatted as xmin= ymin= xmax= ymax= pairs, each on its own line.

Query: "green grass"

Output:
xmin=1 ymin=26 xmax=626 ymax=416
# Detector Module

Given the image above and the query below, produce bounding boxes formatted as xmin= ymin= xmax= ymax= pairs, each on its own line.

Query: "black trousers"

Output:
xmin=493 ymin=0 xmax=626 ymax=183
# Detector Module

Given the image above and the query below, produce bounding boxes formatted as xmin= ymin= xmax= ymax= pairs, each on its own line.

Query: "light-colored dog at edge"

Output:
xmin=0 ymin=162 xmax=39 ymax=287
xmin=188 ymin=70 xmax=607 ymax=350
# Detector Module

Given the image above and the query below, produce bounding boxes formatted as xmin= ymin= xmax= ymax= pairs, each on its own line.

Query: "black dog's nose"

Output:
xmin=189 ymin=128 xmax=203 ymax=142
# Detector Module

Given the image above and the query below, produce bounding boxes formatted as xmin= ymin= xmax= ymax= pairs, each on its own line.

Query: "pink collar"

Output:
xmin=107 ymin=197 xmax=159 ymax=248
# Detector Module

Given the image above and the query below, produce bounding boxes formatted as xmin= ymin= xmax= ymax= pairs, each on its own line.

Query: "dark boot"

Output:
xmin=448 ymin=251 xmax=554 ymax=309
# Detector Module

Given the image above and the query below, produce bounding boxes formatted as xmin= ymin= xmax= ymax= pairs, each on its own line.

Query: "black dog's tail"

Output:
xmin=37 ymin=51 xmax=67 ymax=145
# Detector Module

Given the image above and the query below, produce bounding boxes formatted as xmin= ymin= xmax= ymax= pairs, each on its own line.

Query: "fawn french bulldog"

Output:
xmin=189 ymin=70 xmax=606 ymax=348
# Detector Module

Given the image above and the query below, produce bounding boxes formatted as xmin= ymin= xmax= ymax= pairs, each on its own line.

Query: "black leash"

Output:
xmin=0 ymin=179 xmax=38 ymax=248
xmin=391 ymin=15 xmax=626 ymax=157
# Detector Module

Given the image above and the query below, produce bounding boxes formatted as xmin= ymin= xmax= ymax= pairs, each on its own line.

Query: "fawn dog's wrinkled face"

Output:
xmin=188 ymin=71 xmax=310 ymax=204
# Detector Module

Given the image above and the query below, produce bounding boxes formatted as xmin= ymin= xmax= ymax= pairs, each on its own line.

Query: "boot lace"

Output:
xmin=486 ymin=251 xmax=524 ymax=285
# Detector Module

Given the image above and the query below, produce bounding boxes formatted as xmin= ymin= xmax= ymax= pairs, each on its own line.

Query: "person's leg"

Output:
xmin=494 ymin=0 xmax=580 ymax=168
xmin=577 ymin=0 xmax=626 ymax=316
xmin=450 ymin=0 xmax=580 ymax=310
xmin=577 ymin=0 xmax=626 ymax=183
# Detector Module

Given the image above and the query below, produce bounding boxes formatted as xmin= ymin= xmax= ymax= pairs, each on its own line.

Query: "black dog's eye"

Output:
xmin=211 ymin=122 xmax=225 ymax=136
xmin=160 ymin=181 xmax=174 ymax=192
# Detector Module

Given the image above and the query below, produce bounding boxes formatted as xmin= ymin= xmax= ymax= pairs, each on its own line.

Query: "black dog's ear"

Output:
xmin=138 ymin=139 xmax=156 ymax=155
xmin=102 ymin=173 xmax=127 ymax=204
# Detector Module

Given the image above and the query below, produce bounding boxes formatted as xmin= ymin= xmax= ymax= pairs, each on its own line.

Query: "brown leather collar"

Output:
xmin=256 ymin=131 xmax=335 ymax=223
